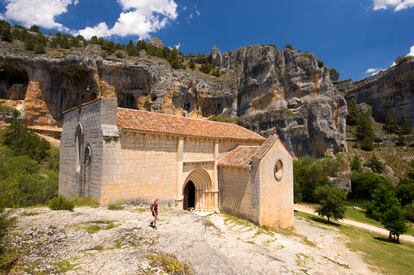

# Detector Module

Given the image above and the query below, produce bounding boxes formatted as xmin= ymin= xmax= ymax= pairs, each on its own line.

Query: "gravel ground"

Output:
xmin=4 ymin=206 xmax=374 ymax=274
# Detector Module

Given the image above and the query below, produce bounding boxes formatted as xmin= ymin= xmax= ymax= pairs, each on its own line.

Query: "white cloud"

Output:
xmin=3 ymin=0 xmax=78 ymax=31
xmin=366 ymin=67 xmax=383 ymax=75
xmin=174 ymin=42 xmax=181 ymax=49
xmin=373 ymin=0 xmax=414 ymax=11
xmin=78 ymin=0 xmax=178 ymax=39
xmin=408 ymin=45 xmax=414 ymax=56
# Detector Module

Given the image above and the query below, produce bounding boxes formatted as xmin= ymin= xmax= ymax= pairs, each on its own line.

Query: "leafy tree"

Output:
xmin=350 ymin=155 xmax=362 ymax=171
xmin=330 ymin=68 xmax=340 ymax=82
xmin=356 ymin=112 xmax=373 ymax=141
xmin=350 ymin=171 xmax=392 ymax=200
xmin=367 ymin=155 xmax=384 ymax=174
xmin=369 ymin=182 xmax=397 ymax=220
xmin=403 ymin=203 xmax=414 ymax=222
xmin=347 ymin=98 xmax=360 ymax=126
xmin=90 ymin=36 xmax=99 ymax=44
xmin=314 ymin=184 xmax=347 ymax=222
xmin=382 ymin=203 xmax=407 ymax=243
xmin=293 ymin=157 xmax=330 ymax=202
xmin=396 ymin=179 xmax=414 ymax=206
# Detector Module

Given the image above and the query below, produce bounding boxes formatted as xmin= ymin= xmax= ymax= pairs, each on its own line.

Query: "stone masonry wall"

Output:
xmin=258 ymin=140 xmax=294 ymax=229
xmin=100 ymin=132 xmax=178 ymax=205
xmin=59 ymin=99 xmax=106 ymax=199
xmin=219 ymin=166 xmax=259 ymax=223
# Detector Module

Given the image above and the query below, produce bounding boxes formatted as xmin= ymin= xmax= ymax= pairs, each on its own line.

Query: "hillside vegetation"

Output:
xmin=0 ymin=118 xmax=59 ymax=270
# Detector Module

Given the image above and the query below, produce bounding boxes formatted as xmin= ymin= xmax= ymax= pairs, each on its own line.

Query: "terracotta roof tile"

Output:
xmin=218 ymin=146 xmax=259 ymax=169
xmin=251 ymin=135 xmax=279 ymax=160
xmin=218 ymin=135 xmax=279 ymax=169
xmin=116 ymin=108 xmax=265 ymax=142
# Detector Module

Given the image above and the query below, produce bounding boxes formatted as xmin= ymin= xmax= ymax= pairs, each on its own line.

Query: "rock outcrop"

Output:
xmin=0 ymin=42 xmax=347 ymax=157
xmin=339 ymin=59 xmax=414 ymax=126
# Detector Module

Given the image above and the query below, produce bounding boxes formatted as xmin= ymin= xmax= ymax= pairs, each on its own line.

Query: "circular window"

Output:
xmin=274 ymin=160 xmax=283 ymax=181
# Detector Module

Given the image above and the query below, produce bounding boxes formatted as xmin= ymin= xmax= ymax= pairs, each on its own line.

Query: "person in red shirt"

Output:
xmin=150 ymin=199 xmax=159 ymax=229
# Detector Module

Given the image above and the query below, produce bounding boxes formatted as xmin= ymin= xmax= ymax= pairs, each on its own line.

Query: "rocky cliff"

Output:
xmin=0 ymin=41 xmax=347 ymax=157
xmin=339 ymin=59 xmax=414 ymax=126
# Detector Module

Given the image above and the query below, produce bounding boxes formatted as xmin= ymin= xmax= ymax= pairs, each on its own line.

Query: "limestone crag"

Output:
xmin=0 ymin=42 xmax=347 ymax=157
xmin=339 ymin=59 xmax=414 ymax=126
xmin=232 ymin=46 xmax=347 ymax=156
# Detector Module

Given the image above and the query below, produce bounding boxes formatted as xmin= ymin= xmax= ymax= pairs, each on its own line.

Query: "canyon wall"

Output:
xmin=0 ymin=41 xmax=347 ymax=157
xmin=339 ymin=59 xmax=414 ymax=126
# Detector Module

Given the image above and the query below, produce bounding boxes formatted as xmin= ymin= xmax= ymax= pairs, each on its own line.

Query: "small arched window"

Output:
xmin=75 ymin=124 xmax=84 ymax=173
xmin=274 ymin=160 xmax=283 ymax=182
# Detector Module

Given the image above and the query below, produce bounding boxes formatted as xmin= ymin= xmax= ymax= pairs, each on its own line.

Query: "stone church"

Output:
xmin=59 ymin=98 xmax=293 ymax=228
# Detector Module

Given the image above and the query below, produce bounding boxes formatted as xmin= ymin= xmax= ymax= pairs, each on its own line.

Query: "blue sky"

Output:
xmin=1 ymin=0 xmax=414 ymax=80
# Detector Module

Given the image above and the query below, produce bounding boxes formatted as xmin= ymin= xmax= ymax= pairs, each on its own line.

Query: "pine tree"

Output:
xmin=347 ymin=98 xmax=359 ymax=126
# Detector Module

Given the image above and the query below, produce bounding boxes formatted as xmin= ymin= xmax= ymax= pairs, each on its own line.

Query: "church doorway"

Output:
xmin=183 ymin=181 xmax=196 ymax=210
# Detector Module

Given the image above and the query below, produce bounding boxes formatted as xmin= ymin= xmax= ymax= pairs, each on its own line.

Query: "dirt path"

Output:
xmin=6 ymin=206 xmax=374 ymax=274
xmin=294 ymin=204 xmax=414 ymax=244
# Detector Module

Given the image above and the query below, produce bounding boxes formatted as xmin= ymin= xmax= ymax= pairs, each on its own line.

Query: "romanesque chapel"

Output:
xmin=59 ymin=99 xmax=293 ymax=228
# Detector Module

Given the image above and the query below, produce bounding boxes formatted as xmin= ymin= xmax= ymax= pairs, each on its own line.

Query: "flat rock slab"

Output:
xmin=7 ymin=206 xmax=373 ymax=274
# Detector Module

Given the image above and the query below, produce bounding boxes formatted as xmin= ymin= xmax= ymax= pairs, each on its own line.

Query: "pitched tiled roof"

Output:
xmin=218 ymin=135 xmax=279 ymax=169
xmin=251 ymin=135 xmax=279 ymax=160
xmin=218 ymin=146 xmax=259 ymax=169
xmin=116 ymin=108 xmax=265 ymax=142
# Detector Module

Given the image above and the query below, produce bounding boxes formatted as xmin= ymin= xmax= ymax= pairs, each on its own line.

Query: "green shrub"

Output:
xmin=360 ymin=136 xmax=374 ymax=151
xmin=208 ymin=116 xmax=240 ymax=124
xmin=330 ymin=68 xmax=340 ymax=82
xmin=34 ymin=43 xmax=45 ymax=54
xmin=3 ymin=120 xmax=51 ymax=162
xmin=350 ymin=155 xmax=362 ymax=171
xmin=0 ymin=209 xmax=16 ymax=272
xmin=285 ymin=44 xmax=295 ymax=50
xmin=212 ymin=67 xmax=221 ymax=77
xmin=294 ymin=155 xmax=347 ymax=203
xmin=72 ymin=197 xmax=99 ymax=208
xmin=115 ymin=51 xmax=125 ymax=58
xmin=48 ymin=196 xmax=74 ymax=211
xmin=368 ymin=155 xmax=384 ymax=174
xmin=107 ymin=204 xmax=124 ymax=210
xmin=0 ymin=155 xmax=58 ymax=207
xmin=199 ymin=62 xmax=213 ymax=74
xmin=314 ymin=184 xmax=347 ymax=222
xmin=381 ymin=202 xmax=407 ymax=243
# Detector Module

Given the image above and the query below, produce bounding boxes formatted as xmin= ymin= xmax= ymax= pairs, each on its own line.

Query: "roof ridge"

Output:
xmin=117 ymin=107 xmax=243 ymax=127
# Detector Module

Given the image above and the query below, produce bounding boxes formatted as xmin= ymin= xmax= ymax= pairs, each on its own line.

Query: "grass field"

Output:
xmin=295 ymin=211 xmax=414 ymax=275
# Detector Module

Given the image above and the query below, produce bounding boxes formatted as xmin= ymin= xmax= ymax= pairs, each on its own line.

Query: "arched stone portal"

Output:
xmin=182 ymin=168 xmax=217 ymax=212
xmin=183 ymin=181 xmax=195 ymax=210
